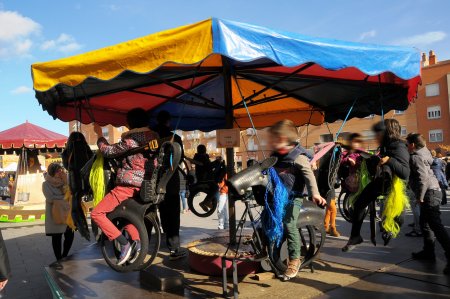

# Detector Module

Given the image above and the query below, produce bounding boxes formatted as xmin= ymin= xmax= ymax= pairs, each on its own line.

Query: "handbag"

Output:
xmin=52 ymin=200 xmax=71 ymax=225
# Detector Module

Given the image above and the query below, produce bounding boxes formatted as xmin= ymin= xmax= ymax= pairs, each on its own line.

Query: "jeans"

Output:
xmin=283 ymin=198 xmax=303 ymax=260
xmin=407 ymin=187 xmax=420 ymax=233
xmin=179 ymin=190 xmax=187 ymax=211
xmin=217 ymin=193 xmax=229 ymax=229
xmin=420 ymin=189 xmax=450 ymax=260
xmin=91 ymin=186 xmax=140 ymax=241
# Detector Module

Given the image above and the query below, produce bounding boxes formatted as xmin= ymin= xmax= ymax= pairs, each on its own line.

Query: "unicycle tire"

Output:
xmin=100 ymin=209 xmax=149 ymax=273
xmin=136 ymin=211 xmax=161 ymax=270
xmin=187 ymin=183 xmax=218 ymax=218
xmin=268 ymin=225 xmax=326 ymax=274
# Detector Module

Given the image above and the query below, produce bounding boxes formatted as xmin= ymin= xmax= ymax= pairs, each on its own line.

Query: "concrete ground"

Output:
xmin=0 ymin=192 xmax=449 ymax=298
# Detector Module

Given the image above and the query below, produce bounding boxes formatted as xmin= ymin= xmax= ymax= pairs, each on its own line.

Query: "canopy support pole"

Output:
xmin=222 ymin=57 xmax=237 ymax=245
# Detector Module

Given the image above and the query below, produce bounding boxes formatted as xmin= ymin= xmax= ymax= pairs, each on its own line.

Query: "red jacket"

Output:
xmin=97 ymin=127 xmax=159 ymax=187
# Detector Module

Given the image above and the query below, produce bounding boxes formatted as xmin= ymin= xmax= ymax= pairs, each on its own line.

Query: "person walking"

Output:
xmin=406 ymin=133 xmax=450 ymax=275
xmin=217 ymin=174 xmax=229 ymax=230
xmin=179 ymin=169 xmax=189 ymax=214
xmin=431 ymin=151 xmax=448 ymax=205
xmin=43 ymin=163 xmax=75 ymax=270
xmin=153 ymin=110 xmax=186 ymax=260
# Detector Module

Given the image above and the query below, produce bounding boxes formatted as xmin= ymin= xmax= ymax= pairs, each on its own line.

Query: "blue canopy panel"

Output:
xmin=212 ymin=18 xmax=420 ymax=80
xmin=149 ymin=76 xmax=227 ymax=131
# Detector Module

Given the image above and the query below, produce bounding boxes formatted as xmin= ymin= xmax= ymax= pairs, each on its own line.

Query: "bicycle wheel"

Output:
xmin=187 ymin=183 xmax=218 ymax=218
xmin=100 ymin=209 xmax=149 ymax=273
xmin=136 ymin=211 xmax=161 ymax=270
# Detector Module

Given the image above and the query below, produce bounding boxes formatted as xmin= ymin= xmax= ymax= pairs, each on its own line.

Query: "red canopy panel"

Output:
xmin=0 ymin=121 xmax=67 ymax=149
xmin=54 ymin=75 xmax=216 ymax=126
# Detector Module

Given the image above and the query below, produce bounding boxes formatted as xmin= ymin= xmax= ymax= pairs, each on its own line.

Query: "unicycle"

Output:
xmin=99 ymin=140 xmax=181 ymax=272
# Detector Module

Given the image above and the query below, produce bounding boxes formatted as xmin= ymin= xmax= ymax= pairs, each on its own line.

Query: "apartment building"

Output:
xmin=416 ymin=51 xmax=450 ymax=146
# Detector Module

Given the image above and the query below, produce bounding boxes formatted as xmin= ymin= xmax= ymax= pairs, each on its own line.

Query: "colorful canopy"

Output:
xmin=32 ymin=18 xmax=421 ymax=131
xmin=0 ymin=121 xmax=67 ymax=151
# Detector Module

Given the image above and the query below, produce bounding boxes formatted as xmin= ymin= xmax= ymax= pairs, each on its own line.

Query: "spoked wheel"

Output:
xmin=268 ymin=225 xmax=326 ymax=274
xmin=100 ymin=210 xmax=149 ymax=272
xmin=187 ymin=183 xmax=218 ymax=218
xmin=136 ymin=211 xmax=161 ymax=270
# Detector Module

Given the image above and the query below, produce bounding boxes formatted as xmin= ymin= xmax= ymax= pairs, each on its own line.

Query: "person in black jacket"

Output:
xmin=0 ymin=230 xmax=10 ymax=291
xmin=152 ymin=110 xmax=186 ymax=260
xmin=343 ymin=119 xmax=410 ymax=252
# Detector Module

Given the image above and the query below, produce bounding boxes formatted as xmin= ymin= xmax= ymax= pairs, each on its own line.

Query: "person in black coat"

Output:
xmin=152 ymin=110 xmax=186 ymax=260
xmin=343 ymin=119 xmax=410 ymax=252
xmin=0 ymin=230 xmax=10 ymax=291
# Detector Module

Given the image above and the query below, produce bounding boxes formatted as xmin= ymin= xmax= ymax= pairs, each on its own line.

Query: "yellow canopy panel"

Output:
xmin=32 ymin=19 xmax=213 ymax=91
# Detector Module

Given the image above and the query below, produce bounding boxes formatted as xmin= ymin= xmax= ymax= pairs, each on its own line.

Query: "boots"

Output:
xmin=330 ymin=227 xmax=341 ymax=237
xmin=324 ymin=199 xmax=340 ymax=237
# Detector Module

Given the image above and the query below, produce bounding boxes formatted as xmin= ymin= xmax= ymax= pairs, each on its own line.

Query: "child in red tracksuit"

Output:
xmin=91 ymin=108 xmax=159 ymax=265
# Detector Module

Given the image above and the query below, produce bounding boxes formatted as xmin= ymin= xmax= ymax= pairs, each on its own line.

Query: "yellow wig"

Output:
xmin=89 ymin=152 xmax=106 ymax=207
xmin=381 ymin=176 xmax=410 ymax=237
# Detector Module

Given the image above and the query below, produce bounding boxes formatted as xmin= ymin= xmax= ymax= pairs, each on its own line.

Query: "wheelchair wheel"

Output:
xmin=187 ymin=183 xmax=218 ymax=218
xmin=100 ymin=209 xmax=149 ymax=272
xmin=136 ymin=211 xmax=161 ymax=270
xmin=268 ymin=225 xmax=326 ymax=274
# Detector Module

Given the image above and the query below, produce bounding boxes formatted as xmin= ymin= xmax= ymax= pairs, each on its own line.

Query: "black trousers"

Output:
xmin=349 ymin=179 xmax=383 ymax=243
xmin=51 ymin=227 xmax=74 ymax=261
xmin=159 ymin=190 xmax=181 ymax=252
xmin=420 ymin=189 xmax=450 ymax=260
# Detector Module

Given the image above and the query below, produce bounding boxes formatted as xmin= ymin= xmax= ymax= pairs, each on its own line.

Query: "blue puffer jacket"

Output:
xmin=431 ymin=157 xmax=449 ymax=188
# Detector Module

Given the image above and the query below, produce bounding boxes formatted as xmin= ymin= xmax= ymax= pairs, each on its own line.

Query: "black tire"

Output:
xmin=136 ymin=211 xmax=161 ymax=270
xmin=187 ymin=183 xmax=218 ymax=218
xmin=268 ymin=225 xmax=326 ymax=274
xmin=338 ymin=190 xmax=352 ymax=222
xmin=100 ymin=209 xmax=149 ymax=273
xmin=339 ymin=191 xmax=369 ymax=223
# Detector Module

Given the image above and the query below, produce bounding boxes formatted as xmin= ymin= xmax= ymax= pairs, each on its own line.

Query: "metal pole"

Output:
xmin=222 ymin=56 xmax=237 ymax=245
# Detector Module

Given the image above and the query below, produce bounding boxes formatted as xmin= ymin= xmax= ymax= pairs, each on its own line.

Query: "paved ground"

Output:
xmin=0 ymin=192 xmax=449 ymax=298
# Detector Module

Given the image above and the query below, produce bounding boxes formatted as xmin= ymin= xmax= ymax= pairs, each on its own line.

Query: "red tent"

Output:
xmin=0 ymin=121 xmax=67 ymax=152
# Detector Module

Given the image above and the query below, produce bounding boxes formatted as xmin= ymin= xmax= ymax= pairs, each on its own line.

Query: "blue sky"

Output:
xmin=0 ymin=0 xmax=449 ymax=135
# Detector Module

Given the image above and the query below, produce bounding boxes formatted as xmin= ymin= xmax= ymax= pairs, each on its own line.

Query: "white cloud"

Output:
xmin=0 ymin=10 xmax=40 ymax=58
xmin=394 ymin=31 xmax=447 ymax=47
xmin=10 ymin=85 xmax=32 ymax=95
xmin=358 ymin=30 xmax=377 ymax=41
xmin=0 ymin=10 xmax=40 ymax=41
xmin=40 ymin=33 xmax=82 ymax=53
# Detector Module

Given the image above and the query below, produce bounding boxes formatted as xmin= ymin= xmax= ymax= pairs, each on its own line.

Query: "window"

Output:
xmin=117 ymin=126 xmax=125 ymax=132
xmin=362 ymin=130 xmax=375 ymax=140
xmin=394 ymin=110 xmax=405 ymax=115
xmin=425 ymin=83 xmax=440 ymax=97
xmin=427 ymin=106 xmax=441 ymax=119
xmin=320 ymin=134 xmax=333 ymax=143
xmin=102 ymin=127 xmax=109 ymax=141
xmin=429 ymin=129 xmax=443 ymax=143
xmin=401 ymin=126 xmax=407 ymax=137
